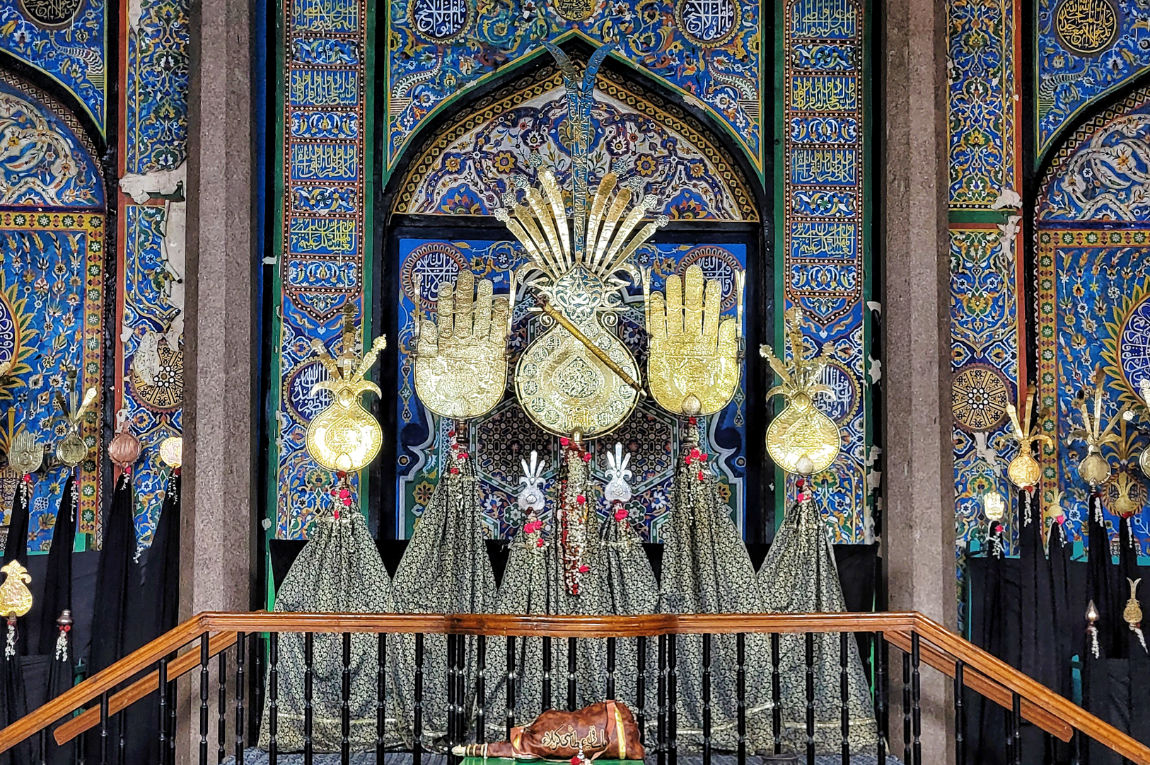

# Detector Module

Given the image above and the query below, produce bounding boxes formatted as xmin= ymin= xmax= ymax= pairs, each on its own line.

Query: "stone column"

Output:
xmin=880 ymin=0 xmax=956 ymax=759
xmin=180 ymin=0 xmax=258 ymax=758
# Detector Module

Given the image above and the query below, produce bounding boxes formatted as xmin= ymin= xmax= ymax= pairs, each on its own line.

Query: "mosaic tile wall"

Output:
xmin=1035 ymin=91 xmax=1150 ymax=555
xmin=947 ymin=0 xmax=1024 ymax=564
xmin=0 ymin=0 xmax=108 ymax=133
xmin=779 ymin=0 xmax=872 ymax=541
xmin=0 ymin=76 xmax=106 ymax=549
xmin=272 ymin=0 xmax=373 ymax=538
xmin=273 ymin=0 xmax=875 ymax=541
xmin=116 ymin=0 xmax=190 ymax=548
xmin=1036 ymin=0 xmax=1150 ymax=160
xmin=395 ymin=240 xmax=748 ymax=540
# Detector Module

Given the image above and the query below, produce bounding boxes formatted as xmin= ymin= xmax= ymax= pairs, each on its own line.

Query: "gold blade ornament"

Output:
xmin=760 ymin=307 xmax=839 ymax=476
xmin=305 ymin=303 xmax=387 ymax=475
xmin=52 ymin=369 xmax=97 ymax=469
xmin=644 ymin=265 xmax=744 ymax=416
xmin=413 ymin=269 xmax=510 ymax=420
xmin=496 ymin=42 xmax=666 ymax=439
xmin=1125 ymin=578 xmax=1147 ymax=654
xmin=0 ymin=561 xmax=31 ymax=658
xmin=1005 ymin=390 xmax=1053 ymax=490
xmin=1069 ymin=368 xmax=1128 ymax=490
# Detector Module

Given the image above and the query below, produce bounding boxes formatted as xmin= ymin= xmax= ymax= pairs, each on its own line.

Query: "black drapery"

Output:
xmin=84 ymin=473 xmax=141 ymax=760
xmin=0 ymin=476 xmax=31 ymax=765
xmin=120 ymin=472 xmax=182 ymax=765
xmin=36 ymin=473 xmax=77 ymax=765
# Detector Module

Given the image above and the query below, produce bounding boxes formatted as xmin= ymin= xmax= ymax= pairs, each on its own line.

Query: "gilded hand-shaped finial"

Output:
xmin=644 ymin=265 xmax=743 ymax=416
xmin=413 ymin=270 xmax=509 ymax=421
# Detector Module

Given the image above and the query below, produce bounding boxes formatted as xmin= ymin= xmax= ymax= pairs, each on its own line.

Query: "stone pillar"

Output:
xmin=880 ymin=0 xmax=956 ymax=759
xmin=180 ymin=0 xmax=257 ymax=758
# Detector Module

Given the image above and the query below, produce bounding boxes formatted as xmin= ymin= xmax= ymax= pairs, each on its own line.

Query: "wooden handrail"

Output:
xmin=52 ymin=631 xmax=238 ymax=745
xmin=885 ymin=630 xmax=1073 ymax=741
xmin=912 ymin=615 xmax=1150 ymax=764
xmin=0 ymin=610 xmax=1145 ymax=764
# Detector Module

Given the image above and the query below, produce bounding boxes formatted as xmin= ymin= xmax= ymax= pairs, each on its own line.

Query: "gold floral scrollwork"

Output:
xmin=413 ymin=270 xmax=510 ymax=421
xmin=645 ymin=264 xmax=744 ymax=416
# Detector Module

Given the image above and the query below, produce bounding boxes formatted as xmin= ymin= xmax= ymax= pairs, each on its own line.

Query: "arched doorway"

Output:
xmin=372 ymin=51 xmax=771 ymax=542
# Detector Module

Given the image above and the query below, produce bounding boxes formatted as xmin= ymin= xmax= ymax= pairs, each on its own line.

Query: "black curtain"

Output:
xmin=84 ymin=473 xmax=141 ymax=761
xmin=120 ymin=472 xmax=181 ymax=765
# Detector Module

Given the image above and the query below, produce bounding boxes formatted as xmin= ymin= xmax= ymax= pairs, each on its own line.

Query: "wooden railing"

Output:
xmin=0 ymin=611 xmax=1146 ymax=765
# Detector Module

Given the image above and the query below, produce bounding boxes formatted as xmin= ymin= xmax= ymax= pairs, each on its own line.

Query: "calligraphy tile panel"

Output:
xmin=0 ymin=0 xmax=107 ymax=133
xmin=0 ymin=212 xmax=106 ymax=547
xmin=115 ymin=0 xmax=190 ymax=548
xmin=395 ymin=239 xmax=749 ymax=542
xmin=387 ymin=0 xmax=764 ymax=174
xmin=1036 ymin=0 xmax=1150 ymax=160
xmin=949 ymin=0 xmax=1018 ymax=208
xmin=274 ymin=0 xmax=372 ymax=538
xmin=781 ymin=0 xmax=870 ymax=541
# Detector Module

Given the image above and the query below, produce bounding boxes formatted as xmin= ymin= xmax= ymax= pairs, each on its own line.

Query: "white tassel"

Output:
xmin=4 ymin=619 xmax=14 ymax=660
xmin=1135 ymin=626 xmax=1147 ymax=655
xmin=1023 ymin=490 xmax=1032 ymax=527
xmin=1089 ymin=625 xmax=1100 ymax=659
xmin=55 ymin=628 xmax=68 ymax=661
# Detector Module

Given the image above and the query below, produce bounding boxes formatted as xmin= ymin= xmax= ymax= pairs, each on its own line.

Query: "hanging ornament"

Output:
xmin=1047 ymin=489 xmax=1069 ymax=550
xmin=1086 ymin=600 xmax=1101 ymax=659
xmin=159 ymin=436 xmax=183 ymax=470
xmin=305 ymin=303 xmax=387 ymax=473
xmin=496 ymin=44 xmax=663 ymax=439
xmin=108 ymin=409 xmax=142 ymax=470
xmin=1124 ymin=578 xmax=1146 ymax=654
xmin=0 ymin=561 xmax=32 ymax=659
xmin=983 ymin=490 xmax=1007 ymax=558
xmin=558 ymin=435 xmax=592 ymax=595
xmin=1070 ymin=368 xmax=1127 ymax=489
xmin=761 ymin=307 xmax=839 ymax=476
xmin=1004 ymin=390 xmax=1051 ymax=492
xmin=52 ymin=369 xmax=97 ymax=468
xmin=54 ymin=609 xmax=72 ymax=661
xmin=8 ymin=428 xmax=42 ymax=477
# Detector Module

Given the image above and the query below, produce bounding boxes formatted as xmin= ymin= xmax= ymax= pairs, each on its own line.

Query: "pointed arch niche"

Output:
xmin=1033 ymin=86 xmax=1150 ymax=554
xmin=377 ymin=57 xmax=770 ymax=542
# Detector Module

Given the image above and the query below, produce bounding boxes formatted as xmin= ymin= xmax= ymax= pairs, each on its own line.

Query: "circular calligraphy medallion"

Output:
xmin=1054 ymin=0 xmax=1119 ymax=56
xmin=129 ymin=342 xmax=184 ymax=412
xmin=17 ymin=0 xmax=84 ymax=28
xmin=552 ymin=0 xmax=596 ymax=21
xmin=677 ymin=245 xmax=743 ymax=311
xmin=285 ymin=359 xmax=334 ymax=425
xmin=1117 ymin=292 xmax=1150 ymax=397
xmin=818 ymin=359 xmax=859 ymax=426
xmin=159 ymin=436 xmax=183 ymax=469
xmin=407 ymin=0 xmax=472 ymax=41
xmin=675 ymin=0 xmax=741 ymax=48
xmin=951 ymin=364 xmax=1011 ymax=432
xmin=401 ymin=242 xmax=467 ymax=312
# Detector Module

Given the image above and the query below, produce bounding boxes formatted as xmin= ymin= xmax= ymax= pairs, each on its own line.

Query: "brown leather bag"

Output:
xmin=453 ymin=700 xmax=645 ymax=761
